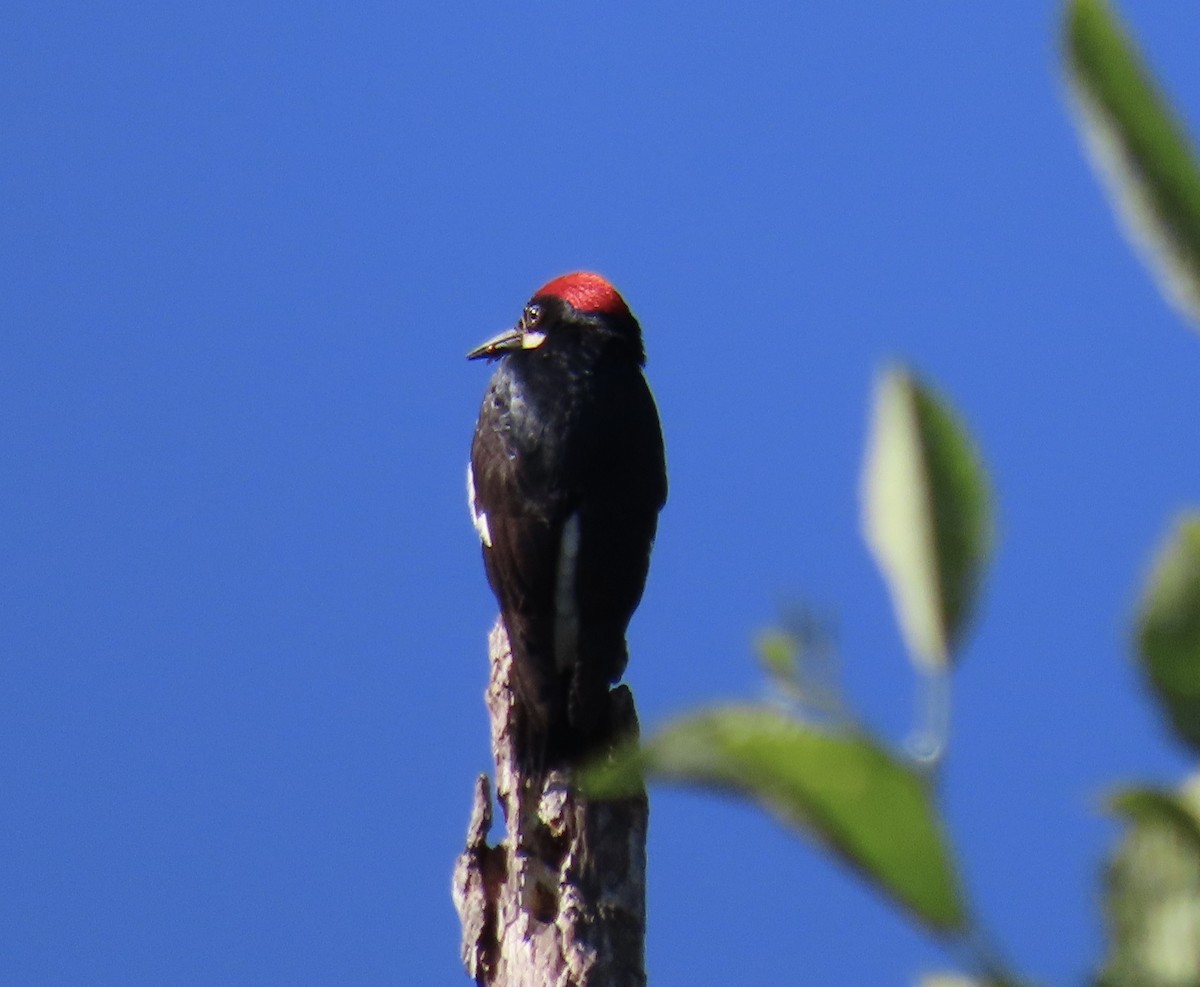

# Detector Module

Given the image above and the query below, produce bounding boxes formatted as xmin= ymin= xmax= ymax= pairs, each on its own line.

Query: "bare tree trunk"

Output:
xmin=453 ymin=620 xmax=648 ymax=987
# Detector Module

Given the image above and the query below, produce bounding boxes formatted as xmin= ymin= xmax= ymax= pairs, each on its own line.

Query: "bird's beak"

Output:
xmin=466 ymin=325 xmax=547 ymax=360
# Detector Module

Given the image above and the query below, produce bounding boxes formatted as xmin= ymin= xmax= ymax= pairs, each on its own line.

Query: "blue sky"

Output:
xmin=4 ymin=2 xmax=1200 ymax=984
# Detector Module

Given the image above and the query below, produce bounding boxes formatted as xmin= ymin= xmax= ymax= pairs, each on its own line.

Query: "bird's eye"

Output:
xmin=522 ymin=304 xmax=542 ymax=330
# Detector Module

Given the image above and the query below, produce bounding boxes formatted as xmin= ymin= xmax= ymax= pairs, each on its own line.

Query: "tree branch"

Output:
xmin=453 ymin=620 xmax=648 ymax=987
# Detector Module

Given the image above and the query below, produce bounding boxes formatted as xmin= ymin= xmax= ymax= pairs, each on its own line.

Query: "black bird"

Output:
xmin=468 ymin=272 xmax=667 ymax=766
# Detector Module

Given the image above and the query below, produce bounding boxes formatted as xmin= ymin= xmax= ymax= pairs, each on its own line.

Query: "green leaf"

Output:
xmin=1136 ymin=515 xmax=1200 ymax=753
xmin=584 ymin=706 xmax=967 ymax=932
xmin=1109 ymin=785 xmax=1200 ymax=857
xmin=756 ymin=629 xmax=800 ymax=686
xmin=862 ymin=367 xmax=993 ymax=670
xmin=1064 ymin=0 xmax=1200 ymax=326
xmin=754 ymin=611 xmax=846 ymax=719
xmin=1099 ymin=777 xmax=1200 ymax=986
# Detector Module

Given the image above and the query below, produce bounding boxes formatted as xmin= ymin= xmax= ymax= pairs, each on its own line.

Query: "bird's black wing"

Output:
xmin=469 ymin=368 xmax=571 ymax=744
xmin=566 ymin=365 xmax=667 ymax=735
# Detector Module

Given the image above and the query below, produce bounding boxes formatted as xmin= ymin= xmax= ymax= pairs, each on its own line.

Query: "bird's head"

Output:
xmin=467 ymin=272 xmax=645 ymax=366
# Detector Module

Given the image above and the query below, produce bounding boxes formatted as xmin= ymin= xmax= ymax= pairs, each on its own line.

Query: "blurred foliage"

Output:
xmin=1065 ymin=0 xmax=1200 ymax=326
xmin=862 ymin=367 xmax=993 ymax=672
xmin=755 ymin=607 xmax=846 ymax=721
xmin=585 ymin=706 xmax=966 ymax=931
xmin=1098 ymin=779 xmax=1200 ymax=986
xmin=1136 ymin=517 xmax=1200 ymax=754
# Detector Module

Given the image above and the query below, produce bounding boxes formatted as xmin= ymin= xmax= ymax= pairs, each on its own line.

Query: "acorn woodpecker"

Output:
xmin=468 ymin=272 xmax=667 ymax=766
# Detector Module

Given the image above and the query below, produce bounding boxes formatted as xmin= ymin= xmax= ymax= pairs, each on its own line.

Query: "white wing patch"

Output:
xmin=554 ymin=512 xmax=581 ymax=670
xmin=466 ymin=463 xmax=492 ymax=548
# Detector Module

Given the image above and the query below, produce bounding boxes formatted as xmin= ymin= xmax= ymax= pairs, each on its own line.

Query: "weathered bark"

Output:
xmin=453 ymin=621 xmax=648 ymax=987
